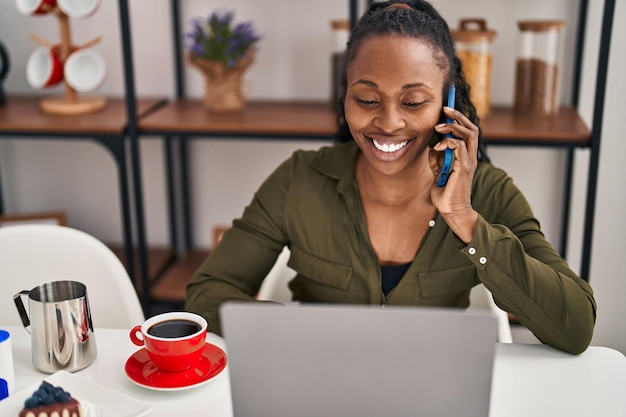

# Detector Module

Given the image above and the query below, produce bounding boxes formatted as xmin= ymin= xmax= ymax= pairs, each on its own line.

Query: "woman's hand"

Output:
xmin=428 ymin=106 xmax=479 ymax=243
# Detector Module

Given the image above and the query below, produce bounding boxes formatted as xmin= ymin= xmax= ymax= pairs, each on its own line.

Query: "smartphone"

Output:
xmin=437 ymin=84 xmax=456 ymax=187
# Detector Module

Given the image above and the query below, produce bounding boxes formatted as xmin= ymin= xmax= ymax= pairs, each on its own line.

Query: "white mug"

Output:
xmin=15 ymin=0 xmax=56 ymax=16
xmin=57 ymin=0 xmax=101 ymax=19
xmin=0 ymin=330 xmax=15 ymax=400
xmin=26 ymin=46 xmax=64 ymax=89
xmin=64 ymin=48 xmax=106 ymax=93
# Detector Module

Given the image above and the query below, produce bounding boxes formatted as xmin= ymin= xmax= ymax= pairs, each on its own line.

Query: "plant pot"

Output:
xmin=188 ymin=51 xmax=254 ymax=112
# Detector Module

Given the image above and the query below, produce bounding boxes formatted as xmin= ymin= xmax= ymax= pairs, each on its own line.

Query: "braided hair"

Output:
xmin=335 ymin=0 xmax=489 ymax=162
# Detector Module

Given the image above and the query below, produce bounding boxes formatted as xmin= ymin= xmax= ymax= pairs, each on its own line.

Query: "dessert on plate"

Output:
xmin=19 ymin=381 xmax=82 ymax=417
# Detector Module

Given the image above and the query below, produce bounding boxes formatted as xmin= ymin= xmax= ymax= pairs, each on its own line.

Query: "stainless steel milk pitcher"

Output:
xmin=13 ymin=280 xmax=97 ymax=373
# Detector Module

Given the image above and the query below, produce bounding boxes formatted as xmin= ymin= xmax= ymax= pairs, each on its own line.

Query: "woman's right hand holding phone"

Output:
xmin=429 ymin=106 xmax=480 ymax=244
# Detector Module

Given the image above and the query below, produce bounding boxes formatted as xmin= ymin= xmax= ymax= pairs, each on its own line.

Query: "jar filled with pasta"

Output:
xmin=451 ymin=18 xmax=497 ymax=119
xmin=514 ymin=20 xmax=565 ymax=118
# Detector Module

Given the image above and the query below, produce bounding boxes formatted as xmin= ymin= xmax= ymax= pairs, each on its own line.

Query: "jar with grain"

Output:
xmin=514 ymin=20 xmax=565 ymax=118
xmin=452 ymin=18 xmax=497 ymax=119
xmin=330 ymin=19 xmax=349 ymax=112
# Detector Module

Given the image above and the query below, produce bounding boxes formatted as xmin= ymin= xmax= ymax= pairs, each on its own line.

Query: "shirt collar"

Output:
xmin=310 ymin=141 xmax=360 ymax=193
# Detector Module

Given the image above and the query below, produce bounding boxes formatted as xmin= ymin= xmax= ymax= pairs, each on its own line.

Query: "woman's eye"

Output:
xmin=356 ymin=98 xmax=378 ymax=106
xmin=403 ymin=101 xmax=425 ymax=109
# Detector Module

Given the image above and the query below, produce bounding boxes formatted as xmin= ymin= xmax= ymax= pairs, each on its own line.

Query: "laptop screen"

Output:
xmin=221 ymin=303 xmax=497 ymax=417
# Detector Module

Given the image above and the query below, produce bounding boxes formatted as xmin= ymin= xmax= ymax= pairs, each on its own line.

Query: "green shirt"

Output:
xmin=186 ymin=141 xmax=596 ymax=354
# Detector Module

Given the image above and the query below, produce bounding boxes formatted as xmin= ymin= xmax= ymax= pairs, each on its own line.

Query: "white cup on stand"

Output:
xmin=63 ymin=48 xmax=106 ymax=93
xmin=26 ymin=45 xmax=65 ymax=89
xmin=15 ymin=0 xmax=56 ymax=16
xmin=0 ymin=329 xmax=15 ymax=400
xmin=57 ymin=0 xmax=101 ymax=19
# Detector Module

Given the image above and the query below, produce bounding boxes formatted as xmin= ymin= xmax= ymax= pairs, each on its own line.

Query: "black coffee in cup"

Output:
xmin=147 ymin=319 xmax=201 ymax=338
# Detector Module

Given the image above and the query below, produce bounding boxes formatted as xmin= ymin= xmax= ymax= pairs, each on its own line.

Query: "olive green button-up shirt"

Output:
xmin=186 ymin=141 xmax=596 ymax=354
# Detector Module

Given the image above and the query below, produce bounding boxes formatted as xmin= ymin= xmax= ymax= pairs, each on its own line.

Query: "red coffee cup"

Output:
xmin=15 ymin=0 xmax=56 ymax=16
xmin=26 ymin=46 xmax=64 ymax=89
xmin=130 ymin=312 xmax=208 ymax=373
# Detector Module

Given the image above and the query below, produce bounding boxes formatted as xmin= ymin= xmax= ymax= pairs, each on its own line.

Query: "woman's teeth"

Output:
xmin=372 ymin=139 xmax=409 ymax=153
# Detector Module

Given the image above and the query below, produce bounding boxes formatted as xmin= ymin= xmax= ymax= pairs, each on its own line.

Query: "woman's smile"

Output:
xmin=366 ymin=135 xmax=415 ymax=161
xmin=372 ymin=138 xmax=409 ymax=153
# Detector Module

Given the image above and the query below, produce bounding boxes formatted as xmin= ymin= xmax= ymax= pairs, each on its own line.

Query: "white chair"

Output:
xmin=257 ymin=248 xmax=513 ymax=343
xmin=0 ymin=224 xmax=145 ymax=328
xmin=256 ymin=247 xmax=295 ymax=303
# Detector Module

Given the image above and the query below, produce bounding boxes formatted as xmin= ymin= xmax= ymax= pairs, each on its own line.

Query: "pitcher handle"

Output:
xmin=13 ymin=290 xmax=31 ymax=333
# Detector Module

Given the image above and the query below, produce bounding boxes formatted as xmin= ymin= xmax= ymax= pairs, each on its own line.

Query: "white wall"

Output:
xmin=1 ymin=0 xmax=624 ymax=352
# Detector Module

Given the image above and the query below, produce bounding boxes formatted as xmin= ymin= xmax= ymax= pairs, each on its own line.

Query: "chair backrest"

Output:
xmin=0 ymin=224 xmax=144 ymax=328
xmin=257 ymin=248 xmax=512 ymax=343
xmin=256 ymin=247 xmax=294 ymax=303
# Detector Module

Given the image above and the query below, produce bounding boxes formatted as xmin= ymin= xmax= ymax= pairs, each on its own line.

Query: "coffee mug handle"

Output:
xmin=129 ymin=326 xmax=145 ymax=346
xmin=13 ymin=291 xmax=31 ymax=333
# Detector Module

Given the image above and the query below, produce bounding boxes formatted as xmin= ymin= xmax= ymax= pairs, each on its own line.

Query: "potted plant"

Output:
xmin=186 ymin=10 xmax=261 ymax=112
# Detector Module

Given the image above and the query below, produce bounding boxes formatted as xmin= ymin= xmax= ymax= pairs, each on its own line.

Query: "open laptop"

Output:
xmin=220 ymin=302 xmax=498 ymax=417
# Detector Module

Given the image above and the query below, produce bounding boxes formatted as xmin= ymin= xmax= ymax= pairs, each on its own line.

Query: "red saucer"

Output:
xmin=124 ymin=343 xmax=227 ymax=391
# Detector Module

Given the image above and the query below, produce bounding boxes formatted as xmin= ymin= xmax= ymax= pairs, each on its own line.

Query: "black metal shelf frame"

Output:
xmin=0 ymin=130 xmax=136 ymax=292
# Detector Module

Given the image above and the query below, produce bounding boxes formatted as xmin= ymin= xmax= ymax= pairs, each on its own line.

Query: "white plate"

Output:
xmin=0 ymin=370 xmax=152 ymax=417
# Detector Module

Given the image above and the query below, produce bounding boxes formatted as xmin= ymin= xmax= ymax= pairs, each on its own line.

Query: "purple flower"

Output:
xmin=185 ymin=9 xmax=261 ymax=69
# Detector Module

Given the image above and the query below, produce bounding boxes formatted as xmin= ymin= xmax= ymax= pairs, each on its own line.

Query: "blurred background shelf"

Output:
xmin=148 ymin=248 xmax=209 ymax=302
xmin=0 ymin=95 xmax=167 ymax=301
xmin=109 ymin=245 xmax=176 ymax=294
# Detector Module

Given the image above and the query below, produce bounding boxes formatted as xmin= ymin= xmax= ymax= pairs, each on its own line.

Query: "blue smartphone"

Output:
xmin=437 ymin=84 xmax=456 ymax=187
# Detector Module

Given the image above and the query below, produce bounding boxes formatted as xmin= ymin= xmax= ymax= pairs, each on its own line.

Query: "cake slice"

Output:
xmin=19 ymin=381 xmax=83 ymax=417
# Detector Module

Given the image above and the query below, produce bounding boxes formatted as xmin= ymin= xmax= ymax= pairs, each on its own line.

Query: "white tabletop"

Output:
xmin=2 ymin=325 xmax=626 ymax=417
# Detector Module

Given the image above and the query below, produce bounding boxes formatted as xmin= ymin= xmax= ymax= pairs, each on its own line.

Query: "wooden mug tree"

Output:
xmin=29 ymin=5 xmax=106 ymax=115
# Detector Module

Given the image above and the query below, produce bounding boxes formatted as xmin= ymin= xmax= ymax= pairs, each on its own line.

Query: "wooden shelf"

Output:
xmin=0 ymin=95 xmax=167 ymax=135
xmin=149 ymin=249 xmax=209 ymax=302
xmin=138 ymin=99 xmax=337 ymax=138
xmin=481 ymin=106 xmax=591 ymax=146
xmin=137 ymin=99 xmax=590 ymax=146
xmin=109 ymin=245 xmax=176 ymax=294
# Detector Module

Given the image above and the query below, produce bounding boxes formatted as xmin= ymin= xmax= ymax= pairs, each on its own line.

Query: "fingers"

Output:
xmin=431 ymin=107 xmax=479 ymax=188
xmin=434 ymin=107 xmax=479 ymax=159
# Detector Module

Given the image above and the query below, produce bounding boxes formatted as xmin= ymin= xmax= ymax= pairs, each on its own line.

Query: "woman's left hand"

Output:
xmin=428 ymin=106 xmax=479 ymax=243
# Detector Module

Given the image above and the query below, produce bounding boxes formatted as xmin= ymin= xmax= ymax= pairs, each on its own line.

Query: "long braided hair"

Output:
xmin=334 ymin=0 xmax=489 ymax=162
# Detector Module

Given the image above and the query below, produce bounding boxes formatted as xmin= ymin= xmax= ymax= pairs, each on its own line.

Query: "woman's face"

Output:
xmin=345 ymin=35 xmax=447 ymax=177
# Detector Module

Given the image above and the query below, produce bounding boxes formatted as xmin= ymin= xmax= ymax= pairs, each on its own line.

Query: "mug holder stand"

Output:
xmin=31 ymin=8 xmax=106 ymax=116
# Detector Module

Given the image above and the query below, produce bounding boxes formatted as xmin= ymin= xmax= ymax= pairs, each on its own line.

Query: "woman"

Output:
xmin=186 ymin=0 xmax=596 ymax=354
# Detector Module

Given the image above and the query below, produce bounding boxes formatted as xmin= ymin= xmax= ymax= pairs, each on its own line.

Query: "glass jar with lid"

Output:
xmin=330 ymin=19 xmax=349 ymax=112
xmin=451 ymin=18 xmax=497 ymax=119
xmin=513 ymin=20 xmax=565 ymax=118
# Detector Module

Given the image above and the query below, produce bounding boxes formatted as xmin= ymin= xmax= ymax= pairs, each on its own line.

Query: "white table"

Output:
xmin=2 ymin=325 xmax=626 ymax=417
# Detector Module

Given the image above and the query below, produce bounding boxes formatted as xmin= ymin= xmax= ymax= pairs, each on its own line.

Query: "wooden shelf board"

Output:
xmin=138 ymin=100 xmax=590 ymax=146
xmin=481 ymin=106 xmax=590 ymax=144
xmin=0 ymin=95 xmax=167 ymax=135
xmin=109 ymin=245 xmax=176 ymax=293
xmin=149 ymin=249 xmax=210 ymax=302
xmin=138 ymin=99 xmax=337 ymax=138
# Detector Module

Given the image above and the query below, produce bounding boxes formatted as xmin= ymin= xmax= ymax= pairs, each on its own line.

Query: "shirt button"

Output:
xmin=479 ymin=256 xmax=487 ymax=265
xmin=468 ymin=247 xmax=476 ymax=255
xmin=428 ymin=220 xmax=435 ymax=228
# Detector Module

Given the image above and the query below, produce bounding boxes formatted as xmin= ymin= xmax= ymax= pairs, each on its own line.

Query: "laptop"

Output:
xmin=220 ymin=302 xmax=497 ymax=417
